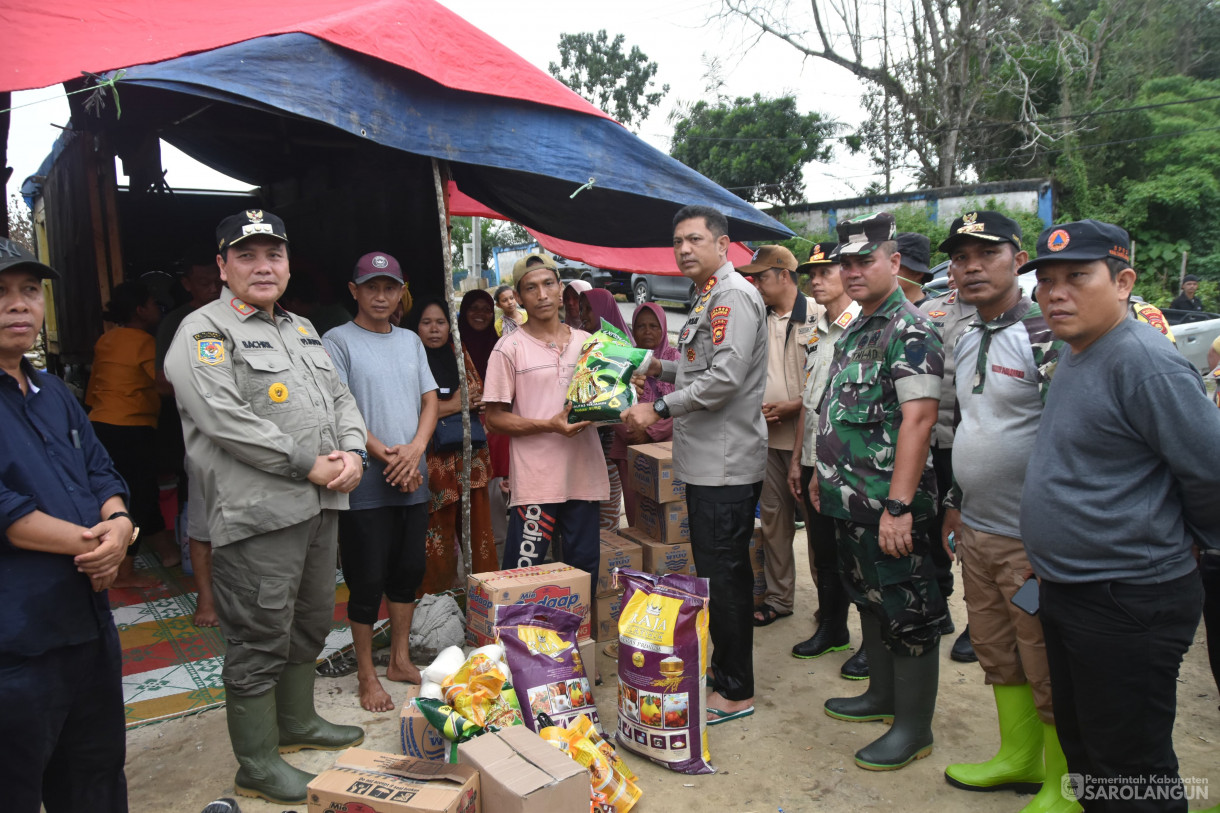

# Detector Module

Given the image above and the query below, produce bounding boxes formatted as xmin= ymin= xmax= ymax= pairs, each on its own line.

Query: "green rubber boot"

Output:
xmin=227 ymin=690 xmax=315 ymax=804
xmin=825 ymin=610 xmax=894 ymax=723
xmin=1019 ymin=725 xmax=1083 ymax=813
xmin=276 ymin=662 xmax=365 ymax=753
xmin=945 ymin=684 xmax=1044 ymax=793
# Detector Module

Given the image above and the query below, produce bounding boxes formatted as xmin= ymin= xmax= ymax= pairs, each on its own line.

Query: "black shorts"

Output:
xmin=338 ymin=504 xmax=428 ymax=625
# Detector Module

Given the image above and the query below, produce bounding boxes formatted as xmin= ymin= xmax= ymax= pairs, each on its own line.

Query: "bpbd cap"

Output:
xmin=1018 ymin=219 xmax=1131 ymax=275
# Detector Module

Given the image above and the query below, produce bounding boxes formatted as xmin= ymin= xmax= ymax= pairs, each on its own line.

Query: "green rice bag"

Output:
xmin=567 ymin=319 xmax=653 ymax=424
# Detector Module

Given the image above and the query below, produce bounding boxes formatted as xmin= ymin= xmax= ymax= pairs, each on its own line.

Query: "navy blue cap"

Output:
xmin=1018 ymin=219 xmax=1131 ymax=275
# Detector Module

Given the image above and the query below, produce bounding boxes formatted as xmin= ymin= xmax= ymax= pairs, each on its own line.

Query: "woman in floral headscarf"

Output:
xmin=611 ymin=302 xmax=679 ymax=525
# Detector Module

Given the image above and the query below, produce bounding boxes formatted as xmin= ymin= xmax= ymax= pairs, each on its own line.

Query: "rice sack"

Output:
xmin=567 ymin=320 xmax=653 ymax=424
xmin=495 ymin=604 xmax=602 ymax=733
xmin=614 ymin=568 xmax=713 ymax=774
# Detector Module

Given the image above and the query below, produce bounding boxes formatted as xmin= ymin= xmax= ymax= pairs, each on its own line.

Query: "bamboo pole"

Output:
xmin=431 ymin=157 xmax=473 ymax=577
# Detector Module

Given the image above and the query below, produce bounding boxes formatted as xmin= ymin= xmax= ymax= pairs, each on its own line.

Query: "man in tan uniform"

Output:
xmin=738 ymin=245 xmax=824 ymax=627
xmin=166 ymin=210 xmax=367 ymax=805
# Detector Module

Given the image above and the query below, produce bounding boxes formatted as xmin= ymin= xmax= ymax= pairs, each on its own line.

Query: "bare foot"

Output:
xmin=112 ymin=559 xmax=160 ymax=589
xmin=386 ymin=660 xmax=422 ymax=684
xmin=358 ymin=674 xmax=394 ymax=712
xmin=151 ymin=532 xmax=182 ymax=568
xmin=193 ymin=603 xmax=219 ymax=627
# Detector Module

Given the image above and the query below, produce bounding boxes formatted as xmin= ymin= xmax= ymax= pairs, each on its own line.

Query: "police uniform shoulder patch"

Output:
xmin=230 ymin=297 xmax=256 ymax=316
xmin=711 ymin=305 xmax=731 ymax=346
xmin=192 ymin=331 xmax=224 ymax=341
xmin=297 ymin=325 xmax=310 ymax=336
xmin=197 ymin=338 xmax=225 ymax=365
xmin=701 ymin=276 xmax=718 ymax=295
xmin=946 ymin=290 xmax=958 ymax=305
xmin=834 ymin=310 xmax=855 ymax=328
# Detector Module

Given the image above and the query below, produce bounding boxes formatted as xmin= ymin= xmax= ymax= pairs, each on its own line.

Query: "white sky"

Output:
xmin=5 ymin=0 xmax=904 ymax=206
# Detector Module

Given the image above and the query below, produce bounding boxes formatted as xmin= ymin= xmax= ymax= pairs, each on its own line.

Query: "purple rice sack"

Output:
xmin=613 ymin=568 xmax=713 ymax=774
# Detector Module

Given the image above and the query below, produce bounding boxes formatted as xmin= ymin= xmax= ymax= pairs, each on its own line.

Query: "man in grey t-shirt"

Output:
xmin=1020 ymin=220 xmax=1220 ymax=811
xmin=322 ymin=252 xmax=437 ymax=714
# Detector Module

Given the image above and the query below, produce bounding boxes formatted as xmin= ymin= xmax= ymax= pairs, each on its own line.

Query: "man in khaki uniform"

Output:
xmin=165 ymin=210 xmax=367 ymax=805
xmin=737 ymin=245 xmax=823 ymax=627
xmin=622 ymin=204 xmax=767 ymax=725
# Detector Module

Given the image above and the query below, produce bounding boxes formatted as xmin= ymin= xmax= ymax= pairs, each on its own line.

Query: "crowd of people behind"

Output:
xmin=1 ymin=201 xmax=1218 ymax=812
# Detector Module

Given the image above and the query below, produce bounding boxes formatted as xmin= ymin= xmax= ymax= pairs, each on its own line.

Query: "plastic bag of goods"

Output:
xmin=567 ymin=320 xmax=653 ymax=424
xmin=495 ymin=604 xmax=601 ymax=733
xmin=539 ymin=713 xmax=642 ymax=813
xmin=415 ymin=649 xmax=523 ymax=748
xmin=614 ymin=567 xmax=713 ymax=774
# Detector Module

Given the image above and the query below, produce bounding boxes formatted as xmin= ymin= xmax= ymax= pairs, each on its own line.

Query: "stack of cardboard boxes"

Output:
xmin=621 ymin=441 xmax=767 ymax=607
xmin=591 ymin=531 xmax=642 ymax=645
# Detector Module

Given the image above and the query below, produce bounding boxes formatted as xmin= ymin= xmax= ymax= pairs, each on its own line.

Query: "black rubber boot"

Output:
xmin=950 ymin=626 xmax=978 ymax=663
xmin=854 ymin=641 xmax=939 ymax=771
xmin=792 ymin=572 xmax=851 ymax=659
xmin=227 ymin=691 xmax=315 ymax=804
xmin=276 ymin=662 xmax=365 ymax=753
xmin=841 ymin=645 xmax=870 ymax=680
xmin=825 ymin=611 xmax=892 ymax=722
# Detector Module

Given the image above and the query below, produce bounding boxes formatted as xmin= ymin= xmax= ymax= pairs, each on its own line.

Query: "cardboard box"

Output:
xmin=578 ymin=637 xmax=596 ymax=679
xmin=307 ymin=748 xmax=479 ymax=813
xmin=595 ymin=532 xmax=643 ymax=596
xmin=466 ymin=563 xmax=592 ymax=647
xmin=636 ymin=496 xmax=689 ymax=544
xmin=626 ymin=442 xmax=685 ymax=503
xmin=617 ymin=527 xmax=697 ymax=578
xmin=400 ymin=685 xmax=450 ymax=762
xmin=592 ymin=592 xmax=625 ymax=642
xmin=457 ymin=726 xmax=588 ymax=813
xmin=750 ymin=527 xmax=766 ymax=607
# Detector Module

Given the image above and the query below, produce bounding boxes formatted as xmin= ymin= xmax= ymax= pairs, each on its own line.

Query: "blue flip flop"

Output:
xmin=706 ymin=706 xmax=755 ymax=726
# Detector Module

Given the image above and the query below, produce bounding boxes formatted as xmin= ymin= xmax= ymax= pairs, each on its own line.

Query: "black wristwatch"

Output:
xmin=883 ymin=498 xmax=912 ymax=517
xmin=653 ymin=398 xmax=671 ymax=419
xmin=348 ymin=449 xmax=370 ymax=471
xmin=107 ymin=511 xmax=141 ymax=547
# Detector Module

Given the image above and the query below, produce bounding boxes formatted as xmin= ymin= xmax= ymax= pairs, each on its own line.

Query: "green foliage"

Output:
xmin=449 ymin=218 xmax=532 ymax=270
xmin=548 ymin=30 xmax=669 ymax=130
xmin=669 ymin=94 xmax=835 ymax=206
xmin=6 ymin=195 xmax=35 ymax=251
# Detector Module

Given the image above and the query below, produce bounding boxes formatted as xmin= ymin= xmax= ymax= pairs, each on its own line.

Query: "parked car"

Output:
xmin=553 ymin=256 xmax=632 ymax=296
xmin=630 ymin=272 xmax=696 ymax=307
xmin=1163 ymin=309 xmax=1220 ymax=374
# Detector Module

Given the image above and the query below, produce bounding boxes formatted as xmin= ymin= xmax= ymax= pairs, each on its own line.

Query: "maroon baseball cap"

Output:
xmin=352 ymin=251 xmax=404 ymax=285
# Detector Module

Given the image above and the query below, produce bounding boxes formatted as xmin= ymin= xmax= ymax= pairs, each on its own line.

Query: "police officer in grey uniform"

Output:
xmin=165 ymin=210 xmax=368 ymax=805
xmin=622 ymin=204 xmax=767 ymax=724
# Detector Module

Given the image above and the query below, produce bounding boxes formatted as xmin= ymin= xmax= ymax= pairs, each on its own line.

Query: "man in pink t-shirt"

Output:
xmin=483 ymin=256 xmax=610 ymax=583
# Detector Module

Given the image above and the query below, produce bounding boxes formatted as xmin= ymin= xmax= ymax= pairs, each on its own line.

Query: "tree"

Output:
xmin=449 ymin=217 xmax=533 ymax=270
xmin=669 ymin=93 xmax=836 ymax=206
xmin=6 ymin=195 xmax=34 ymax=252
xmin=719 ymin=0 xmax=1087 ymax=188
xmin=548 ymin=30 xmax=669 ymax=130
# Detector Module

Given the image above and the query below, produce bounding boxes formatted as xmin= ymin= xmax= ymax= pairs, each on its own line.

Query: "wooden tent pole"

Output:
xmin=431 ymin=157 xmax=473 ymax=578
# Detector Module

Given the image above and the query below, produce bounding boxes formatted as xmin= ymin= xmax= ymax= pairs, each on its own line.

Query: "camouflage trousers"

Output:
xmin=834 ymin=518 xmax=948 ymax=657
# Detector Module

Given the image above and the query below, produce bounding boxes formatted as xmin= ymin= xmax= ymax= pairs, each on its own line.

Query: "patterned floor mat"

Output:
xmin=111 ymin=552 xmax=385 ymax=729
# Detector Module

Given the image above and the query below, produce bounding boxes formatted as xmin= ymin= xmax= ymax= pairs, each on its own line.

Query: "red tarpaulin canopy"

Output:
xmin=446 ymin=181 xmax=756 ymax=275
xmin=0 ymin=0 xmax=607 ymax=120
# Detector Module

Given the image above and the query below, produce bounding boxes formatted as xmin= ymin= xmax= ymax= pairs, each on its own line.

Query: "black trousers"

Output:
xmin=338 ymin=504 xmax=429 ymax=625
xmin=686 ymin=481 xmax=763 ymax=702
xmin=929 ymin=446 xmax=955 ymax=598
xmin=0 ymin=621 xmax=128 ymax=813
xmin=1201 ymin=551 xmax=1220 ymax=700
xmin=1040 ymin=572 xmax=1203 ymax=812
xmin=799 ymin=465 xmax=838 ymax=574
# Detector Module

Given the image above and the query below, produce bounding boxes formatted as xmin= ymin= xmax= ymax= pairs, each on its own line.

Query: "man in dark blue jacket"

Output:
xmin=0 ymin=239 xmax=134 ymax=812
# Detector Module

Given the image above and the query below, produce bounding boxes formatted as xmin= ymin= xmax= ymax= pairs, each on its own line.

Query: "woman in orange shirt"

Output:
xmin=86 ymin=280 xmax=169 ymax=588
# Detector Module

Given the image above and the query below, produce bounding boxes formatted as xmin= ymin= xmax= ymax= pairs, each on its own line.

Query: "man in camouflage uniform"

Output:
xmin=813 ymin=212 xmax=947 ymax=771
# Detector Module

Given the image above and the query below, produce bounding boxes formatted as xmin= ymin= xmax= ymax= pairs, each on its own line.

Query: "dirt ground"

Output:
xmin=126 ymin=539 xmax=1219 ymax=813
